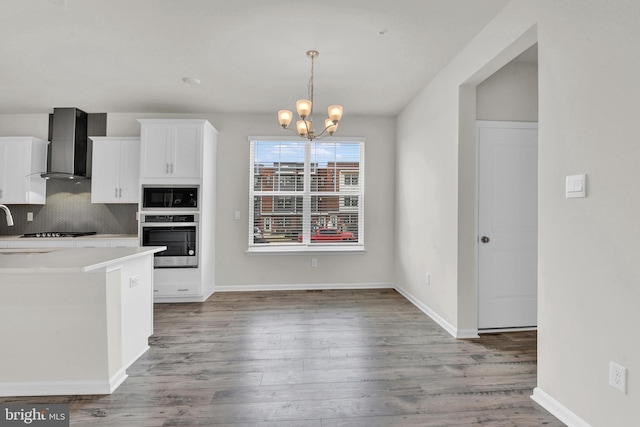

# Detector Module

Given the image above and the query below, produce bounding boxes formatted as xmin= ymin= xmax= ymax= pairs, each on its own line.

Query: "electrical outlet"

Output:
xmin=311 ymin=258 xmax=318 ymax=267
xmin=27 ymin=212 xmax=33 ymax=221
xmin=129 ymin=275 xmax=140 ymax=288
xmin=609 ymin=361 xmax=627 ymax=393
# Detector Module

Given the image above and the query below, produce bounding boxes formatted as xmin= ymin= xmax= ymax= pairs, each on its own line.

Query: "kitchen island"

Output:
xmin=0 ymin=246 xmax=165 ymax=397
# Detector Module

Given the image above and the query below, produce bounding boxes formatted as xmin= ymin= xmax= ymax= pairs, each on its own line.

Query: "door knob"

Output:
xmin=480 ymin=236 xmax=490 ymax=243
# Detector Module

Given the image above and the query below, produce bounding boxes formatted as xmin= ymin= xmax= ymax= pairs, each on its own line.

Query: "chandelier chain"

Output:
xmin=307 ymin=54 xmax=315 ymax=116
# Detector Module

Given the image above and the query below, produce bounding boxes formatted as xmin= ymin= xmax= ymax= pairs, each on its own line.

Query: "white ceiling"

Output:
xmin=0 ymin=0 xmax=511 ymax=116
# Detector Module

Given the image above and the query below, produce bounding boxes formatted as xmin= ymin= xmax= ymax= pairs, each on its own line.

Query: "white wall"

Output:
xmin=396 ymin=0 xmax=640 ymax=425
xmin=0 ymin=112 xmax=396 ymax=289
xmin=476 ymin=59 xmax=538 ymax=122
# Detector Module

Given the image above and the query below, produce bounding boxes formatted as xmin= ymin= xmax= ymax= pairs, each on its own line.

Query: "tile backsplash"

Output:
xmin=0 ymin=179 xmax=137 ymax=236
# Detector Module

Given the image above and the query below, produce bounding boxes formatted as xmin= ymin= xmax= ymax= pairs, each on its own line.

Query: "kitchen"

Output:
xmin=0 ymin=108 xmax=217 ymax=396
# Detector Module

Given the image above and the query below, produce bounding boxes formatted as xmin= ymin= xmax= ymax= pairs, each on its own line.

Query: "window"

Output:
xmin=249 ymin=137 xmax=364 ymax=251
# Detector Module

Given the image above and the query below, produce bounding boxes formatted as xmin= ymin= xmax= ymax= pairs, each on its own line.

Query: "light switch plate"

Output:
xmin=566 ymin=174 xmax=586 ymax=198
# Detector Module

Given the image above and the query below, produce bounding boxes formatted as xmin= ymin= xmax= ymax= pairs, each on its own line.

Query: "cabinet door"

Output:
xmin=140 ymin=125 xmax=172 ymax=178
xmin=0 ymin=138 xmax=48 ymax=205
xmin=91 ymin=140 xmax=121 ymax=203
xmin=0 ymin=141 xmax=28 ymax=203
xmin=92 ymin=138 xmax=140 ymax=203
xmin=8 ymin=240 xmax=75 ymax=249
xmin=27 ymin=139 xmax=48 ymax=204
xmin=0 ymin=143 xmax=8 ymax=202
xmin=170 ymin=125 xmax=201 ymax=178
xmin=109 ymin=238 xmax=139 ymax=248
xmin=118 ymin=139 xmax=140 ymax=203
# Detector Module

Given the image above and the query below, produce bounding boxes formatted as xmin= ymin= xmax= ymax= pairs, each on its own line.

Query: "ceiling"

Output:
xmin=0 ymin=0 xmax=511 ymax=116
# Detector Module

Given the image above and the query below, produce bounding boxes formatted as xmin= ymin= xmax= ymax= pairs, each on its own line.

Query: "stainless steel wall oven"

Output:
xmin=140 ymin=213 xmax=198 ymax=268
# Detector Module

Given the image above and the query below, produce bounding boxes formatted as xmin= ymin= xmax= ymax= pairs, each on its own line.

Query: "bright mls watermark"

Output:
xmin=0 ymin=405 xmax=69 ymax=427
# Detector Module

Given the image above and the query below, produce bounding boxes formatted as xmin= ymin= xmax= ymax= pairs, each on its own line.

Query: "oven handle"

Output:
xmin=141 ymin=222 xmax=198 ymax=227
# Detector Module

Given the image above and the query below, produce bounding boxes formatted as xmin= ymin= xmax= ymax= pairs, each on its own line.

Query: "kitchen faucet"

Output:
xmin=0 ymin=204 xmax=14 ymax=226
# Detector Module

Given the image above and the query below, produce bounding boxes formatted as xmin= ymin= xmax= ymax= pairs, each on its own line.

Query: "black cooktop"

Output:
xmin=22 ymin=231 xmax=98 ymax=238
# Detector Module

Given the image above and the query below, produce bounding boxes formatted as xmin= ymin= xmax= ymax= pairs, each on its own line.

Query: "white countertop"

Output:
xmin=0 ymin=246 xmax=165 ymax=273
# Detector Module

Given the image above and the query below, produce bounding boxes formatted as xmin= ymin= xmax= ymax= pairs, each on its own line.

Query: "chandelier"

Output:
xmin=278 ymin=50 xmax=343 ymax=140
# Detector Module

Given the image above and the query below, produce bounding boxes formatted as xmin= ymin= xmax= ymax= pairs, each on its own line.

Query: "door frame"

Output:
xmin=475 ymin=120 xmax=539 ymax=333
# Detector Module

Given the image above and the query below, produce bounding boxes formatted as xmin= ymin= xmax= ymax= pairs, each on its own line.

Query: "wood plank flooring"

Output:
xmin=1 ymin=289 xmax=564 ymax=426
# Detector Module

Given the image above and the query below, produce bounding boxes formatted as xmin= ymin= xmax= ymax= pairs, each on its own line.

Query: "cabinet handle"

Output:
xmin=119 ymin=188 xmax=122 ymax=198
xmin=177 ymin=288 xmax=189 ymax=292
xmin=170 ymin=163 xmax=174 ymax=174
xmin=166 ymin=163 xmax=170 ymax=174
xmin=115 ymin=188 xmax=118 ymax=198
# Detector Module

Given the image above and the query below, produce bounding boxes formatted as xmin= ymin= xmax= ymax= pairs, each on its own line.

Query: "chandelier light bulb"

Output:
xmin=328 ymin=105 xmax=343 ymax=123
xmin=325 ymin=118 xmax=338 ymax=135
xmin=296 ymin=100 xmax=312 ymax=119
xmin=296 ymin=120 xmax=309 ymax=136
xmin=278 ymin=110 xmax=293 ymax=128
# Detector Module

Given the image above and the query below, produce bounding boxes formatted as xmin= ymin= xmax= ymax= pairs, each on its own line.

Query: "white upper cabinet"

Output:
xmin=0 ymin=137 xmax=49 ymax=205
xmin=139 ymin=120 xmax=203 ymax=179
xmin=90 ymin=137 xmax=140 ymax=203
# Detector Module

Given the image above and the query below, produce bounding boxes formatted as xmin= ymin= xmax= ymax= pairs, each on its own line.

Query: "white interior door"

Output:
xmin=477 ymin=121 xmax=538 ymax=329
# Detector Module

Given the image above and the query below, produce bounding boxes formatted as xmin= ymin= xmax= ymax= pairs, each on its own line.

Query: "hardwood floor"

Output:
xmin=1 ymin=289 xmax=564 ymax=426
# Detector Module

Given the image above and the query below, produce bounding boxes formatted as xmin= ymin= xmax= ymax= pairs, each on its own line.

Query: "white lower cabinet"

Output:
xmin=152 ymin=267 xmax=204 ymax=302
xmin=81 ymin=239 xmax=139 ymax=248
xmin=77 ymin=238 xmax=139 ymax=248
xmin=109 ymin=238 xmax=139 ymax=248
xmin=77 ymin=240 xmax=111 ymax=248
xmin=7 ymin=240 xmax=75 ymax=249
xmin=4 ymin=237 xmax=139 ymax=249
xmin=153 ymin=283 xmax=200 ymax=297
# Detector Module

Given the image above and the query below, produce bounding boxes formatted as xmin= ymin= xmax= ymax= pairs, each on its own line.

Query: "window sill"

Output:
xmin=247 ymin=244 xmax=366 ymax=255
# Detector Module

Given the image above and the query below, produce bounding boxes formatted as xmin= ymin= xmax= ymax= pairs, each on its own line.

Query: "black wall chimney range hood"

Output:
xmin=41 ymin=107 xmax=106 ymax=180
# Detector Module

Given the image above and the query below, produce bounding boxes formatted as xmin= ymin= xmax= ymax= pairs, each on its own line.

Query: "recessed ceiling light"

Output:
xmin=182 ymin=77 xmax=201 ymax=85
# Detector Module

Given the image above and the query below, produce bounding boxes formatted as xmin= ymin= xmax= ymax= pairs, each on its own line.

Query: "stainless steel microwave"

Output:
xmin=142 ymin=186 xmax=198 ymax=209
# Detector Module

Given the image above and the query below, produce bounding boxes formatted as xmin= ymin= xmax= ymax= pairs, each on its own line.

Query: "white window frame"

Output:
xmin=248 ymin=136 xmax=365 ymax=253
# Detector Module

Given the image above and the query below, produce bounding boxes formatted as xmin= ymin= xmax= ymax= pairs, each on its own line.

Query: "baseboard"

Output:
xmin=531 ymin=387 xmax=592 ymax=427
xmin=455 ymin=328 xmax=482 ymax=339
xmin=394 ymin=285 xmax=478 ymax=339
xmin=124 ymin=345 xmax=150 ymax=370
xmin=214 ymin=283 xmax=394 ymax=292
xmin=479 ymin=326 xmax=537 ymax=334
xmin=0 ymin=369 xmax=128 ymax=397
